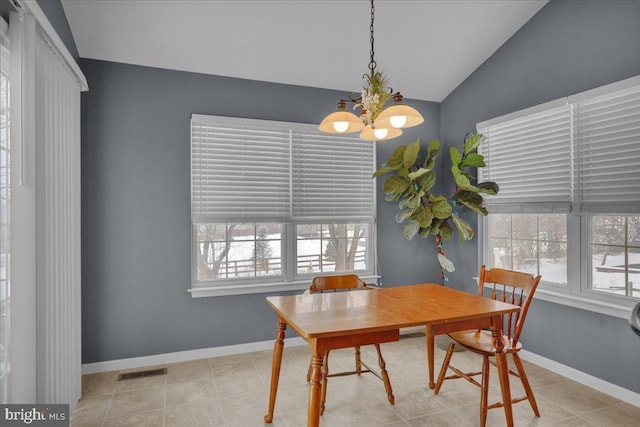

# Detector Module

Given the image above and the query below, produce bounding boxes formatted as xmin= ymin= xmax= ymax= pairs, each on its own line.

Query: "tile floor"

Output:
xmin=71 ymin=334 xmax=640 ymax=426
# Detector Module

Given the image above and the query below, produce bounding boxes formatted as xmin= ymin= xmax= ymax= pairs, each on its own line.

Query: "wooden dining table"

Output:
xmin=263 ymin=283 xmax=521 ymax=427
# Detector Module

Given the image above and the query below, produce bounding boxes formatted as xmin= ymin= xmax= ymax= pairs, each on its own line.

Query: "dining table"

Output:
xmin=263 ymin=283 xmax=521 ymax=427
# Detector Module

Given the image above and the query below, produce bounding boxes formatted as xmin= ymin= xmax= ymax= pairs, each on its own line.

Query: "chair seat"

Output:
xmin=448 ymin=329 xmax=522 ymax=356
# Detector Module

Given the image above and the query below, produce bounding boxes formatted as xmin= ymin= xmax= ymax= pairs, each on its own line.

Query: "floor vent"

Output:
xmin=118 ymin=368 xmax=167 ymax=381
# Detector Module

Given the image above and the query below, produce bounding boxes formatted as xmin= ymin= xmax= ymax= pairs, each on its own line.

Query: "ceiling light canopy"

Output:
xmin=319 ymin=0 xmax=424 ymax=142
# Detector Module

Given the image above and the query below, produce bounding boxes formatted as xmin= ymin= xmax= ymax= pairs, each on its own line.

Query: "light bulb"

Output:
xmin=390 ymin=115 xmax=407 ymax=128
xmin=373 ymin=128 xmax=389 ymax=139
xmin=333 ymin=121 xmax=349 ymax=133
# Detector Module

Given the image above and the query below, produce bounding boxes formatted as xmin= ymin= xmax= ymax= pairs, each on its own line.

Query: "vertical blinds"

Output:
xmin=477 ymin=76 xmax=640 ymax=214
xmin=191 ymin=115 xmax=375 ymax=223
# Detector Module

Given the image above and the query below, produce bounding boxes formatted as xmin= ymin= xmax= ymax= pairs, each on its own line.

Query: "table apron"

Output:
xmin=430 ymin=317 xmax=493 ymax=336
xmin=309 ymin=329 xmax=400 ymax=354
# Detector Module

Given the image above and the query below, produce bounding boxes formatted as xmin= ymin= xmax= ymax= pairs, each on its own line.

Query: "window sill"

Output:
xmin=188 ymin=274 xmax=381 ymax=298
xmin=473 ymin=277 xmax=636 ymax=319
xmin=534 ymin=286 xmax=636 ymax=320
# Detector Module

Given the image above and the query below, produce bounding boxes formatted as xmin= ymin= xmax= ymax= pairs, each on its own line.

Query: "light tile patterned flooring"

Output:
xmin=71 ymin=334 xmax=640 ymax=426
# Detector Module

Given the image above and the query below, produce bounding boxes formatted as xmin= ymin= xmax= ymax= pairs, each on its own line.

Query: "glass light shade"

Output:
xmin=359 ymin=124 xmax=402 ymax=141
xmin=319 ymin=103 xmax=365 ymax=134
xmin=375 ymin=95 xmax=424 ymax=129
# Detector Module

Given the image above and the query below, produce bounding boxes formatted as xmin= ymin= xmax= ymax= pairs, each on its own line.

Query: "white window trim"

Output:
xmin=479 ymin=214 xmax=637 ymax=320
xmin=189 ymin=115 xmax=377 ymax=297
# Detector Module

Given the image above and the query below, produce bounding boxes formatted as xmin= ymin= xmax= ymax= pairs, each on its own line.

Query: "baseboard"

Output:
xmin=81 ymin=337 xmax=306 ymax=375
xmin=519 ymin=349 xmax=640 ymax=409
xmin=82 ymin=335 xmax=640 ymax=410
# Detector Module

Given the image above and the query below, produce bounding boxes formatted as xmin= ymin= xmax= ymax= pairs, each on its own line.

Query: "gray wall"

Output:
xmin=80 ymin=59 xmax=440 ymax=363
xmin=440 ymin=0 xmax=640 ymax=393
xmin=36 ymin=0 xmax=78 ymax=59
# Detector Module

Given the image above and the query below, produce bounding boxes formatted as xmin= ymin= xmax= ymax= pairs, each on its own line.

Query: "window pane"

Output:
xmin=591 ymin=216 xmax=625 ymax=245
xmin=628 ymin=216 xmax=640 ymax=246
xmin=297 ymin=239 xmax=321 ymax=273
xmin=592 ymin=244 xmax=626 ymax=296
xmin=488 ymin=214 xmax=567 ymax=285
xmin=296 ymin=223 xmax=369 ymax=274
xmin=489 ymin=215 xmax=511 ymax=239
xmin=489 ymin=237 xmax=512 ymax=270
xmin=629 ymin=247 xmax=640 ymax=298
xmin=512 ymin=214 xmax=537 ymax=239
xmin=540 ymin=242 xmax=567 ymax=284
xmin=196 ymin=223 xmax=282 ymax=281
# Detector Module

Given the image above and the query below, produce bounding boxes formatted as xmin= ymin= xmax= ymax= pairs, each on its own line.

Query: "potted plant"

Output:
xmin=373 ymin=134 xmax=498 ymax=284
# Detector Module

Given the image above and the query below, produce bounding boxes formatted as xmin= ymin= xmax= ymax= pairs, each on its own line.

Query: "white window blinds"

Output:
xmin=573 ymin=85 xmax=640 ymax=214
xmin=191 ymin=115 xmax=376 ymax=223
xmin=478 ymin=75 xmax=640 ymax=215
xmin=478 ymin=103 xmax=573 ymax=213
xmin=191 ymin=115 xmax=291 ymax=222
xmin=291 ymin=130 xmax=374 ymax=220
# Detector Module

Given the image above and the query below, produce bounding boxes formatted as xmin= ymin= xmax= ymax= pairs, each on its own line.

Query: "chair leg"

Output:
xmin=434 ymin=343 xmax=455 ymax=395
xmin=480 ymin=356 xmax=490 ymax=427
xmin=374 ymin=344 xmax=394 ymax=405
xmin=355 ymin=346 xmax=362 ymax=374
xmin=512 ymin=353 xmax=540 ymax=417
xmin=320 ymin=351 xmax=330 ymax=415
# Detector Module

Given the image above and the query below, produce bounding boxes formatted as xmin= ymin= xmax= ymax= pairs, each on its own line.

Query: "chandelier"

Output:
xmin=319 ymin=0 xmax=424 ymax=141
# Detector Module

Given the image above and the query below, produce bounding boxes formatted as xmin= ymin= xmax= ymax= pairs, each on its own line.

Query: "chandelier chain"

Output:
xmin=368 ymin=0 xmax=376 ymax=74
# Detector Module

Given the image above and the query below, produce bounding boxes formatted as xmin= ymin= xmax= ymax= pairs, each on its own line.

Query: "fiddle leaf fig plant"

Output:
xmin=373 ymin=134 xmax=498 ymax=284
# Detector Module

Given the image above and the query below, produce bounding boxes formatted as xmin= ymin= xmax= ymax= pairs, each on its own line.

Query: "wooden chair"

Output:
xmin=434 ymin=266 xmax=541 ymax=426
xmin=305 ymin=274 xmax=394 ymax=415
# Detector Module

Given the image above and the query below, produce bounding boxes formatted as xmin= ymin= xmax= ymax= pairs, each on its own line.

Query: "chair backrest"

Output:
xmin=478 ymin=265 xmax=541 ymax=345
xmin=309 ymin=274 xmax=369 ymax=294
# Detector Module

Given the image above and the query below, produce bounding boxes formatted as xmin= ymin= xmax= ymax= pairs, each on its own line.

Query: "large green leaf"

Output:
xmin=408 ymin=167 xmax=431 ymax=180
xmin=412 ymin=206 xmax=434 ymax=228
xmin=417 ymin=170 xmax=437 ymax=192
xmin=452 ymin=215 xmax=474 ymax=242
xmin=431 ymin=199 xmax=452 ymax=219
xmin=396 ymin=208 xmax=414 ymax=223
xmin=450 ymin=146 xmax=462 ymax=167
xmin=418 ymin=226 xmax=431 ymax=238
xmin=424 ymin=140 xmax=441 ymax=169
xmin=387 ymin=145 xmax=407 ymax=168
xmin=373 ymin=165 xmax=398 ymax=177
xmin=404 ymin=219 xmax=420 ymax=241
xmin=456 ymin=190 xmax=488 ymax=216
xmin=383 ymin=175 xmax=411 ymax=194
xmin=437 ymin=253 xmax=456 ymax=272
xmin=463 ymin=133 xmax=483 ymax=156
xmin=439 ymin=221 xmax=454 ymax=240
xmin=403 ymin=139 xmax=421 ymax=168
xmin=430 ymin=219 xmax=443 ymax=236
xmin=477 ymin=181 xmax=500 ymax=195
xmin=460 ymin=153 xmax=486 ymax=168
xmin=452 ymin=169 xmax=480 ymax=192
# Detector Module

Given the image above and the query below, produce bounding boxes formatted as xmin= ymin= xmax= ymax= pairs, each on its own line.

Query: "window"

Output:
xmin=190 ymin=115 xmax=376 ymax=297
xmin=478 ymin=76 xmax=640 ymax=318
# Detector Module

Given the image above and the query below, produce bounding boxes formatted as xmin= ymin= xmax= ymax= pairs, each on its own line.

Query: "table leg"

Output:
xmin=264 ymin=317 xmax=287 ymax=423
xmin=307 ymin=345 xmax=324 ymax=427
xmin=492 ymin=317 xmax=514 ymax=427
xmin=426 ymin=325 xmax=435 ymax=389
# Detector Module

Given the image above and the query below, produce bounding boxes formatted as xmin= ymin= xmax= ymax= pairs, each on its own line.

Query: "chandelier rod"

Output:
xmin=368 ymin=0 xmax=376 ymax=77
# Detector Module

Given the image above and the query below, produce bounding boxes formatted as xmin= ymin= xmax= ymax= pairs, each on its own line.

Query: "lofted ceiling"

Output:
xmin=61 ymin=0 xmax=548 ymax=102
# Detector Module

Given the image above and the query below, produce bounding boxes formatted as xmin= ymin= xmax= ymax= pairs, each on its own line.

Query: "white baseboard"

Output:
xmin=81 ymin=335 xmax=640 ymax=411
xmin=81 ymin=337 xmax=306 ymax=375
xmin=519 ymin=349 xmax=640 ymax=409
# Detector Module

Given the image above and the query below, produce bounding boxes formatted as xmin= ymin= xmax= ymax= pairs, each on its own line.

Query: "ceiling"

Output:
xmin=61 ymin=0 xmax=548 ymax=103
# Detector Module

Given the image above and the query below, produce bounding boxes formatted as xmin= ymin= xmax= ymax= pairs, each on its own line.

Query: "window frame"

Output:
xmin=477 ymin=76 xmax=640 ymax=319
xmin=189 ymin=115 xmax=378 ymax=298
